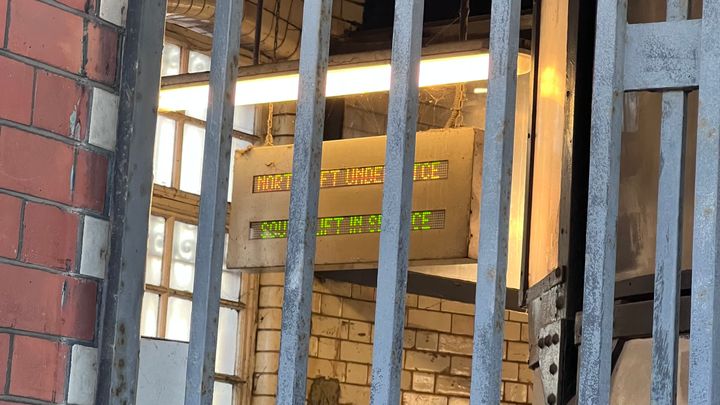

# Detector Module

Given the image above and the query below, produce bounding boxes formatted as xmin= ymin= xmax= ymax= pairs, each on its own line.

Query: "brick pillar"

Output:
xmin=0 ymin=0 xmax=125 ymax=403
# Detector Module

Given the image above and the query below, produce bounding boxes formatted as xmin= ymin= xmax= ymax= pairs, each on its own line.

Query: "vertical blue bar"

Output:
xmin=469 ymin=0 xmax=521 ymax=403
xmin=97 ymin=0 xmax=167 ymax=402
xmin=689 ymin=0 xmax=720 ymax=403
xmin=369 ymin=0 xmax=424 ymax=404
xmin=276 ymin=0 xmax=333 ymax=404
xmin=185 ymin=1 xmax=244 ymax=404
xmin=649 ymin=2 xmax=688 ymax=399
xmin=650 ymin=89 xmax=687 ymax=405
xmin=577 ymin=1 xmax=626 ymax=404
xmin=649 ymin=6 xmax=688 ymax=405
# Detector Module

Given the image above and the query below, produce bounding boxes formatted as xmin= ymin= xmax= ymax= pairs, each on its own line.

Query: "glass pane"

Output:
xmin=186 ymin=105 xmax=255 ymax=134
xmin=140 ymin=293 xmax=159 ymax=337
xmin=212 ymin=382 xmax=233 ymax=405
xmin=221 ymin=271 xmax=242 ymax=301
xmin=180 ymin=124 xmax=205 ymax=195
xmin=166 ymin=297 xmax=192 ymax=341
xmin=185 ymin=104 xmax=255 ymax=134
xmin=145 ymin=216 xmax=165 ymax=285
xmin=221 ymin=235 xmax=241 ymax=301
xmin=188 ymin=51 xmax=211 ymax=73
xmin=153 ymin=116 xmax=176 ymax=187
xmin=215 ymin=307 xmax=239 ymax=375
xmin=233 ymin=105 xmax=255 ymax=133
xmin=161 ymin=43 xmax=181 ymax=76
xmin=228 ymin=137 xmax=252 ymax=202
xmin=170 ymin=221 xmax=197 ymax=292
xmin=185 ymin=106 xmax=207 ymax=122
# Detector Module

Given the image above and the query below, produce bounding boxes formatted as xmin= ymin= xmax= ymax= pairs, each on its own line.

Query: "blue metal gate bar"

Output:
xmin=276 ymin=0 xmax=334 ymax=403
xmin=185 ymin=1 xmax=245 ymax=404
xmin=650 ymin=3 xmax=689 ymax=401
xmin=469 ymin=0 xmax=521 ymax=403
xmin=578 ymin=0 xmax=626 ymax=403
xmin=369 ymin=0 xmax=425 ymax=403
xmin=689 ymin=0 xmax=720 ymax=402
xmin=651 ymin=87 xmax=687 ymax=404
xmin=97 ymin=0 xmax=168 ymax=403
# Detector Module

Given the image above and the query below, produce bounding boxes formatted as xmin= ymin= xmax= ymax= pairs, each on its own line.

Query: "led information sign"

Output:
xmin=250 ymin=210 xmax=446 ymax=240
xmin=253 ymin=160 xmax=449 ymax=193
xmin=228 ymin=128 xmax=489 ymax=273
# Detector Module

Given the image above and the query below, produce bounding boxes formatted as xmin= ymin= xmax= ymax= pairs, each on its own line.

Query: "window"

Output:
xmin=188 ymin=50 xmax=212 ymax=73
xmin=142 ymin=42 xmax=259 ymax=405
xmin=161 ymin=43 xmax=181 ymax=76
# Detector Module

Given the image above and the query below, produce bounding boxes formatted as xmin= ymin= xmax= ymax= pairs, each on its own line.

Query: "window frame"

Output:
xmin=144 ymin=40 xmax=260 ymax=405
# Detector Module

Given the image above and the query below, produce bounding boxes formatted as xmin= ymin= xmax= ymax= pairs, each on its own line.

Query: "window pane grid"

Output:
xmin=143 ymin=212 xmax=247 ymax=404
xmin=150 ymin=42 xmax=256 ymax=405
xmin=172 ymin=116 xmax=185 ymax=189
xmin=143 ymin=216 xmax=246 ymax=303
xmin=145 ymin=284 xmax=246 ymax=311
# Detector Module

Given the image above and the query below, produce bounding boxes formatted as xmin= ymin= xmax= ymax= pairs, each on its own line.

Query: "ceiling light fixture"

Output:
xmin=159 ymin=52 xmax=532 ymax=111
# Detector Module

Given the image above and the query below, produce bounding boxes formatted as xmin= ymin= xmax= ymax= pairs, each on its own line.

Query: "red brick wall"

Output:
xmin=0 ymin=0 xmax=123 ymax=403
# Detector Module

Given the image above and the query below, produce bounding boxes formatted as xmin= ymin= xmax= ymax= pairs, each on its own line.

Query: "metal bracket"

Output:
xmin=536 ymin=320 xmax=562 ymax=405
xmin=528 ymin=271 xmax=568 ymax=364
xmin=527 ymin=267 xmax=577 ymax=405
xmin=526 ymin=266 xmax=566 ymax=303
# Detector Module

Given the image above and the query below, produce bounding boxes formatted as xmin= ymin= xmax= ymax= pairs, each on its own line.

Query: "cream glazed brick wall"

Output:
xmin=252 ymin=273 xmax=533 ymax=405
xmin=99 ymin=0 xmax=128 ymax=27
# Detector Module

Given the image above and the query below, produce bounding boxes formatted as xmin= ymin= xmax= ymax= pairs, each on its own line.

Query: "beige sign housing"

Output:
xmin=228 ymin=128 xmax=492 ymax=276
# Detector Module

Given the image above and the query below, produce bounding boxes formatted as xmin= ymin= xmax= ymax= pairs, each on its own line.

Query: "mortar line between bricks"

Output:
xmin=92 ymin=200 xmax=109 ymax=359
xmin=83 ymin=79 xmax=95 ymax=144
xmin=37 ymin=0 xmax=127 ymax=33
xmin=0 ymin=189 xmax=110 ymax=220
xmin=75 ymin=214 xmax=85 ymax=280
xmin=15 ymin=200 xmax=25 ymax=262
xmin=103 ymin=148 xmax=115 ymax=218
xmin=3 ymin=334 xmax=12 ymax=395
xmin=61 ymin=334 xmax=72 ymax=404
xmin=92 ymin=278 xmax=103 ymax=347
xmin=70 ymin=147 xmax=79 ymax=202
xmin=0 ymin=118 xmax=115 ymax=158
xmin=1 ymin=117 xmax=83 ymax=150
xmin=29 ymin=66 xmax=37 ymax=127
xmin=3 ymin=0 xmax=10 ymax=49
xmin=0 ymin=255 xmax=105 ymax=284
xmin=0 ymin=50 xmax=117 ymax=94
xmin=81 ymin=18 xmax=88 ymax=78
xmin=0 ymin=327 xmax=94 ymax=348
xmin=0 ymin=393 xmax=62 ymax=405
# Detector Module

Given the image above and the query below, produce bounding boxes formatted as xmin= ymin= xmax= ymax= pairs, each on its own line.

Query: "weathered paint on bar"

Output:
xmin=469 ymin=0 xmax=521 ymax=403
xmin=275 ymin=0 xmax=334 ymax=403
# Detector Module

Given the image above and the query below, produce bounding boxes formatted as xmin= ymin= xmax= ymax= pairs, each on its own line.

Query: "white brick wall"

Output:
xmin=67 ymin=345 xmax=98 ymax=405
xmin=252 ymin=274 xmax=533 ymax=404
xmin=79 ymin=215 xmax=110 ymax=279
xmin=99 ymin=0 xmax=128 ymax=26
xmin=88 ymin=88 xmax=119 ymax=151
